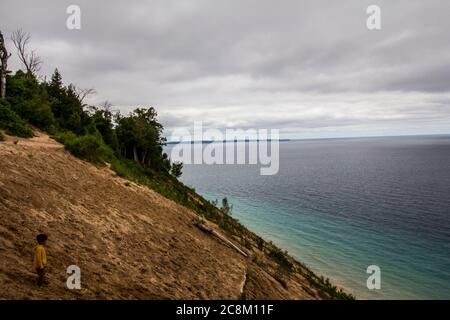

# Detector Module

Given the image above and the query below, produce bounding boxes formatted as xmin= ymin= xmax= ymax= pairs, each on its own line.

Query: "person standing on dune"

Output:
xmin=34 ymin=234 xmax=48 ymax=286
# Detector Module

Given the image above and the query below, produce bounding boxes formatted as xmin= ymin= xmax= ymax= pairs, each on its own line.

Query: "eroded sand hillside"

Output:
xmin=0 ymin=132 xmax=323 ymax=299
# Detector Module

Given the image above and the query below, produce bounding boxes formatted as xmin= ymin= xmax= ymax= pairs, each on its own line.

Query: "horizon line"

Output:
xmin=165 ymin=132 xmax=450 ymax=144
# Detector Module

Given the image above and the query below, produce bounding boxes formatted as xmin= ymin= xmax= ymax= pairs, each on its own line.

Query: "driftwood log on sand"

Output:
xmin=196 ymin=222 xmax=249 ymax=257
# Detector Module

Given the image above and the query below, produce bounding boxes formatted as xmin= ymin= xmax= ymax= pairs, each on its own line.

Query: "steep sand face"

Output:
xmin=0 ymin=132 xmax=318 ymax=299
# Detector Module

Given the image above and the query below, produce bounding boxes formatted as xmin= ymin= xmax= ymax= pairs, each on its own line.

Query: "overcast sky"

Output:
xmin=1 ymin=0 xmax=450 ymax=139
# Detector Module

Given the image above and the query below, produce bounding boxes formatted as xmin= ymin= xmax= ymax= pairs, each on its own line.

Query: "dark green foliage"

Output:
xmin=0 ymin=132 xmax=4 ymax=141
xmin=55 ymin=131 xmax=113 ymax=164
xmin=0 ymin=98 xmax=33 ymax=137
xmin=90 ymin=107 xmax=119 ymax=152
xmin=49 ymin=68 xmax=63 ymax=91
xmin=44 ymin=70 xmax=90 ymax=134
xmin=170 ymin=161 xmax=183 ymax=178
xmin=256 ymin=237 xmax=265 ymax=251
xmin=4 ymin=69 xmax=171 ymax=174
xmin=268 ymin=247 xmax=294 ymax=272
xmin=221 ymin=197 xmax=233 ymax=215
xmin=304 ymin=271 xmax=355 ymax=300
xmin=5 ymin=71 xmax=54 ymax=130
xmin=115 ymin=107 xmax=170 ymax=172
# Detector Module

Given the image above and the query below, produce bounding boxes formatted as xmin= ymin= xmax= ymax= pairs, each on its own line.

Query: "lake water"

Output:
xmin=167 ymin=135 xmax=450 ymax=299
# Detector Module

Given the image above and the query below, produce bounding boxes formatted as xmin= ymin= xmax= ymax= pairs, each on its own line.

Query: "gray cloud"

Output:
xmin=1 ymin=0 xmax=450 ymax=138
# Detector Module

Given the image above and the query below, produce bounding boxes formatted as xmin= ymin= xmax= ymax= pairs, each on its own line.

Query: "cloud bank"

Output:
xmin=1 ymin=0 xmax=450 ymax=138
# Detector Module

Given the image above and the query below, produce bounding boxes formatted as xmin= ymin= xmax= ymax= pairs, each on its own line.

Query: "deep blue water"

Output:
xmin=167 ymin=136 xmax=450 ymax=299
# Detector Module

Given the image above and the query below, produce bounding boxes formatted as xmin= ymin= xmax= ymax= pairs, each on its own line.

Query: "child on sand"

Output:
xmin=34 ymin=234 xmax=48 ymax=286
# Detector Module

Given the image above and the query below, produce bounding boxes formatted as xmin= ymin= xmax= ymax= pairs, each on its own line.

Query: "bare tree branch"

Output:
xmin=10 ymin=29 xmax=42 ymax=76
xmin=99 ymin=100 xmax=112 ymax=112
xmin=75 ymin=87 xmax=97 ymax=104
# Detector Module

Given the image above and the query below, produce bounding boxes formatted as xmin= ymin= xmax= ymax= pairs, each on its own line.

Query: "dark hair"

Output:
xmin=36 ymin=234 xmax=48 ymax=244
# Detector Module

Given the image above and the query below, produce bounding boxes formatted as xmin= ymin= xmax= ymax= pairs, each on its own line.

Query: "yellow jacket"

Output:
xmin=34 ymin=245 xmax=47 ymax=269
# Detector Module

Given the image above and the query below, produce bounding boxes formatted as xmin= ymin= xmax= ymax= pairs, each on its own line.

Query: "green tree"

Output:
xmin=221 ymin=197 xmax=233 ymax=215
xmin=45 ymin=70 xmax=90 ymax=134
xmin=5 ymin=70 xmax=54 ymax=130
xmin=115 ymin=107 xmax=169 ymax=172
xmin=91 ymin=107 xmax=119 ymax=153
xmin=170 ymin=161 xmax=183 ymax=178
xmin=0 ymin=98 xmax=33 ymax=137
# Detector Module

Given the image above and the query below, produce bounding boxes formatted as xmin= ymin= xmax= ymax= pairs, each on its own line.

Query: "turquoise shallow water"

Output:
xmin=168 ymin=136 xmax=450 ymax=299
